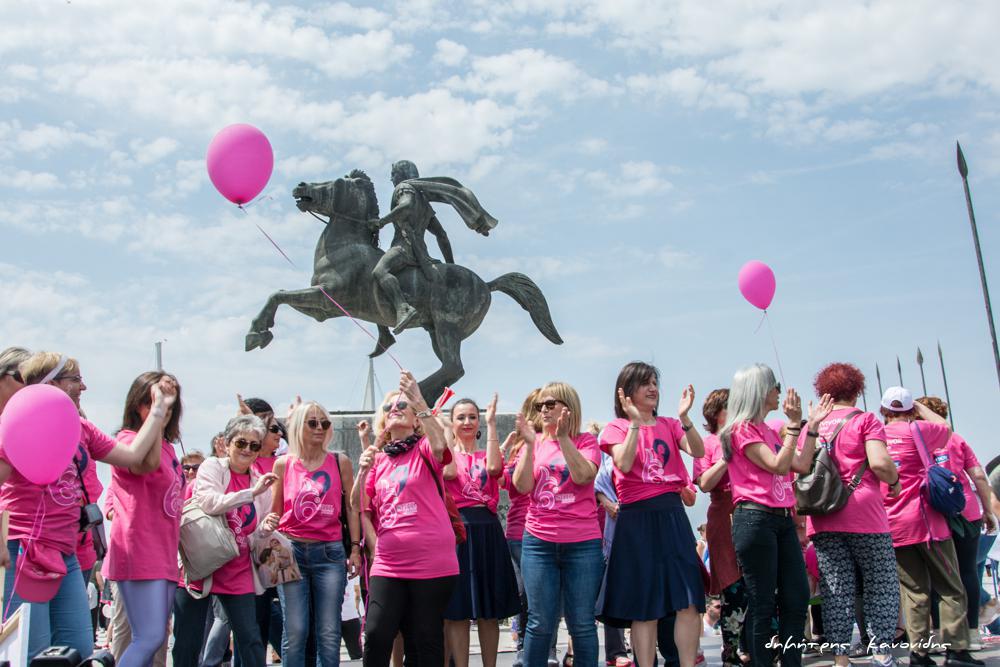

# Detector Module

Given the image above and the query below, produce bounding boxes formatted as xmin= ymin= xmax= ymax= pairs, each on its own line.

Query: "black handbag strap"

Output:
xmin=823 ymin=410 xmax=867 ymax=491
xmin=418 ymin=448 xmax=446 ymax=500
xmin=72 ymin=453 xmax=92 ymax=506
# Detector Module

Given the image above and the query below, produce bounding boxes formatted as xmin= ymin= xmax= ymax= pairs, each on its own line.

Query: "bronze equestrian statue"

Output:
xmin=245 ymin=165 xmax=562 ymax=402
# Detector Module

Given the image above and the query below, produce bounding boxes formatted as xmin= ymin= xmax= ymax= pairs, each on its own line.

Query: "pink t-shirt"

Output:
xmin=444 ymin=449 xmax=499 ymax=513
xmin=883 ymin=421 xmax=952 ymax=547
xmin=693 ymin=434 xmax=730 ymax=494
xmin=502 ymin=448 xmax=529 ymax=541
xmin=0 ymin=419 xmax=116 ymax=554
xmin=728 ymin=421 xmax=794 ymax=509
xmin=524 ymin=433 xmax=602 ymax=543
xmin=211 ymin=472 xmax=257 ymax=595
xmin=599 ymin=417 xmax=690 ymax=504
xmin=804 ymin=409 xmax=891 ymax=537
xmin=106 ymin=432 xmax=184 ymax=581
xmin=933 ymin=433 xmax=983 ymax=522
xmin=253 ymin=456 xmax=277 ymax=475
xmin=365 ymin=439 xmax=459 ymax=579
xmin=278 ymin=454 xmax=343 ymax=543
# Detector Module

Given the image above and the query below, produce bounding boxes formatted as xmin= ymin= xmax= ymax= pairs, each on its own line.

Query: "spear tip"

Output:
xmin=957 ymin=141 xmax=969 ymax=179
xmin=917 ymin=347 xmax=924 ymax=364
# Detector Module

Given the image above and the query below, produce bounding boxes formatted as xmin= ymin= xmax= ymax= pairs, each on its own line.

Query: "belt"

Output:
xmin=736 ymin=501 xmax=793 ymax=517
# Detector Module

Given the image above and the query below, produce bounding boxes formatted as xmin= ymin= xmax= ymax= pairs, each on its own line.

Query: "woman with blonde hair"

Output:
xmin=513 ymin=381 xmax=603 ymax=667
xmin=354 ymin=371 xmax=459 ymax=667
xmin=1 ymin=351 xmax=178 ymax=661
xmin=265 ymin=400 xmax=360 ymax=666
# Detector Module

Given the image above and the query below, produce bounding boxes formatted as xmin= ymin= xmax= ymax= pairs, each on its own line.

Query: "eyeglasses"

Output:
xmin=3 ymin=370 xmax=23 ymax=384
xmin=232 ymin=438 xmax=262 ymax=452
xmin=268 ymin=423 xmax=281 ymax=434
xmin=533 ymin=400 xmax=565 ymax=412
xmin=182 ymin=464 xmax=200 ymax=473
xmin=306 ymin=418 xmax=332 ymax=431
xmin=55 ymin=374 xmax=83 ymax=383
xmin=382 ymin=400 xmax=409 ymax=412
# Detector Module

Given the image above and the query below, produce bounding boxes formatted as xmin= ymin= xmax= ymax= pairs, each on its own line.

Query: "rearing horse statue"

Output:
xmin=245 ymin=171 xmax=563 ymax=402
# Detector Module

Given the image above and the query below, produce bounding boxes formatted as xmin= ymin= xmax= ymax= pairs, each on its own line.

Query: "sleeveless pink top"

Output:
xmin=278 ymin=454 xmax=343 ymax=542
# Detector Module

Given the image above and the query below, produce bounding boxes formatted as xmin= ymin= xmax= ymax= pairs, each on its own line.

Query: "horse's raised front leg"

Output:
xmin=369 ymin=325 xmax=396 ymax=359
xmin=246 ymin=287 xmax=340 ymax=351
xmin=418 ymin=324 xmax=465 ymax=404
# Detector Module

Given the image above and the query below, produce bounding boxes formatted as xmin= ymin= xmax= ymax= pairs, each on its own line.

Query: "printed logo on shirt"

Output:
xmin=772 ymin=474 xmax=789 ymax=502
xmin=47 ymin=445 xmax=85 ymax=507
xmin=376 ymin=463 xmax=411 ymax=529
xmin=533 ymin=460 xmax=569 ymax=510
xmin=163 ymin=457 xmax=184 ymax=519
xmin=641 ymin=438 xmax=672 ymax=484
xmin=227 ymin=502 xmax=257 ymax=549
xmin=934 ymin=454 xmax=949 ymax=465
xmin=293 ymin=470 xmax=332 ymax=522
xmin=461 ymin=459 xmax=491 ymax=504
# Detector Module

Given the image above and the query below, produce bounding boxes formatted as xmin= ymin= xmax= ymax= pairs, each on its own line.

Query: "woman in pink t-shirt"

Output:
xmin=265 ymin=400 xmax=360 ymax=667
xmin=442 ymin=395 xmax=521 ymax=667
xmin=879 ymin=387 xmax=981 ymax=666
xmin=597 ymin=362 xmax=706 ymax=667
xmin=693 ymin=388 xmax=748 ymax=665
xmin=171 ymin=414 xmax=277 ymax=667
xmin=803 ymin=363 xmax=901 ymax=667
xmin=915 ymin=395 xmax=997 ymax=651
xmin=718 ymin=363 xmax=832 ymax=667
xmin=354 ymin=371 xmax=459 ymax=667
xmin=512 ymin=381 xmax=603 ymax=667
xmin=0 ymin=353 xmax=178 ymax=662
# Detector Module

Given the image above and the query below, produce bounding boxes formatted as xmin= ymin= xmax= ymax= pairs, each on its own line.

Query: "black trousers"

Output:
xmin=172 ymin=590 xmax=265 ymax=667
xmin=343 ymin=617 xmax=363 ymax=659
xmin=255 ymin=586 xmax=283 ymax=656
xmin=363 ymin=575 xmax=457 ymax=667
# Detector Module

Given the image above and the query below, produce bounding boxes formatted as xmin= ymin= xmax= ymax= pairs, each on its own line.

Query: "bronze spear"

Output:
xmin=896 ymin=356 xmax=903 ymax=387
xmin=916 ymin=347 xmax=928 ymax=396
xmin=875 ymin=364 xmax=883 ymax=396
xmin=937 ymin=340 xmax=955 ymax=429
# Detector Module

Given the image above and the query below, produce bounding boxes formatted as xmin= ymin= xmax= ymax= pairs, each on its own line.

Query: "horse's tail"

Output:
xmin=488 ymin=273 xmax=563 ymax=345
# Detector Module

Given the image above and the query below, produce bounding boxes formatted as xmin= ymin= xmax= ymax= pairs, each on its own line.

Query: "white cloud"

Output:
xmin=130 ymin=137 xmax=179 ymax=165
xmin=577 ymin=138 xmax=607 ymax=155
xmin=626 ymin=68 xmax=749 ymax=115
xmin=8 ymin=122 xmax=110 ymax=155
xmin=584 ymin=160 xmax=674 ymax=197
xmin=433 ymin=39 xmax=468 ymax=66
xmin=0 ymin=169 xmax=60 ymax=190
xmin=446 ymin=48 xmax=613 ymax=105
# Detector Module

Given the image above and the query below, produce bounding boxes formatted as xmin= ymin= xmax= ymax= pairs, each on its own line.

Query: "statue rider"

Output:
xmin=369 ymin=160 xmax=458 ymax=333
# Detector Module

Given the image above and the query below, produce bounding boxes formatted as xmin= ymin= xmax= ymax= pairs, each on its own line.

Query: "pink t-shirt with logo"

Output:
xmin=278 ymin=454 xmax=343 ymax=543
xmin=502 ymin=448 xmax=529 ymax=541
xmin=933 ymin=433 xmax=983 ymax=522
xmin=883 ymin=421 xmax=952 ymax=547
xmin=106 ymin=432 xmax=184 ymax=581
xmin=211 ymin=472 xmax=258 ymax=595
xmin=444 ymin=449 xmax=499 ymax=513
xmin=693 ymin=433 xmax=730 ymax=494
xmin=804 ymin=409 xmax=891 ymax=537
xmin=600 ymin=417 xmax=690 ymax=504
xmin=728 ymin=421 xmax=794 ymax=509
xmin=365 ymin=439 xmax=459 ymax=579
xmin=0 ymin=419 xmax=116 ymax=554
xmin=524 ymin=433 xmax=602 ymax=543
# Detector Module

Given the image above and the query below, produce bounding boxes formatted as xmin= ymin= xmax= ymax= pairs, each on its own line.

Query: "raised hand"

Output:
xmin=357 ymin=420 xmax=371 ymax=446
xmin=515 ymin=413 xmax=536 ymax=443
xmin=555 ymin=409 xmax=572 ymax=438
xmin=358 ymin=444 xmax=380 ymax=473
xmin=617 ymin=387 xmax=641 ymax=423
xmin=678 ymin=384 xmax=695 ymax=418
xmin=806 ymin=394 xmax=836 ymax=430
xmin=286 ymin=395 xmax=303 ymax=421
xmin=783 ymin=388 xmax=802 ymax=424
xmin=151 ymin=376 xmax=178 ymax=411
xmin=486 ymin=393 xmax=498 ymax=425
xmin=237 ymin=394 xmax=252 ymax=415
xmin=399 ymin=371 xmax=428 ymax=411
xmin=500 ymin=431 xmax=516 ymax=456
xmin=253 ymin=472 xmax=277 ymax=497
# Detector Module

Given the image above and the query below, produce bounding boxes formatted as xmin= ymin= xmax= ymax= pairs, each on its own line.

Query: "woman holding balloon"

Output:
xmin=0 ymin=351 xmax=179 ymax=661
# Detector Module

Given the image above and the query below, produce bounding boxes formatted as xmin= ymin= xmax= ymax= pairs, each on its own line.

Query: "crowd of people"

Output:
xmin=0 ymin=344 xmax=998 ymax=667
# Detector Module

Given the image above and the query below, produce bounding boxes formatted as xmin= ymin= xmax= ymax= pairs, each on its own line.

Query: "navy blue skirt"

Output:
xmin=444 ymin=506 xmax=521 ymax=621
xmin=598 ymin=492 xmax=706 ymax=626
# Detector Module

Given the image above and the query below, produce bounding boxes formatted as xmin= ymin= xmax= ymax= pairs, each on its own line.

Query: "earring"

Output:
xmin=476 ymin=430 xmax=482 ymax=440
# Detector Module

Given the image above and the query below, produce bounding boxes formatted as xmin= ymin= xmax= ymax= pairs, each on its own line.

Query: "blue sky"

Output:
xmin=4 ymin=1 xmax=1000 ymax=520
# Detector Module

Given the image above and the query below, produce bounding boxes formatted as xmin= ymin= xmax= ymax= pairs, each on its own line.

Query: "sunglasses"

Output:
xmin=382 ymin=400 xmax=409 ymax=412
xmin=232 ymin=438 xmax=262 ymax=452
xmin=306 ymin=418 xmax=332 ymax=431
xmin=182 ymin=464 xmax=200 ymax=473
xmin=55 ymin=374 xmax=83 ymax=383
xmin=267 ymin=423 xmax=281 ymax=434
xmin=3 ymin=370 xmax=23 ymax=384
xmin=533 ymin=399 xmax=565 ymax=412
xmin=774 ymin=383 xmax=782 ymax=394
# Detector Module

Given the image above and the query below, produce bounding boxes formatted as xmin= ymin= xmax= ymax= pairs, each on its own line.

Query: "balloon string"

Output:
xmin=3 ymin=498 xmax=47 ymax=625
xmin=753 ymin=310 xmax=767 ymax=334
xmin=764 ymin=311 xmax=786 ymax=387
xmin=247 ymin=218 xmax=404 ymax=370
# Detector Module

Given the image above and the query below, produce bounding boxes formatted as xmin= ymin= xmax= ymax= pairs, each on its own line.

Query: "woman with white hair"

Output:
xmin=266 ymin=400 xmax=360 ymax=666
xmin=718 ymin=363 xmax=832 ymax=667
xmin=0 ymin=346 xmax=30 ymax=413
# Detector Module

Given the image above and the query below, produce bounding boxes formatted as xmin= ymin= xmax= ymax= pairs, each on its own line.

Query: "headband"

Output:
xmin=38 ymin=354 xmax=68 ymax=385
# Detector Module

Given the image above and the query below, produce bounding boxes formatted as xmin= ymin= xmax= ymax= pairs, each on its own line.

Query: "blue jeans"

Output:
xmin=277 ymin=540 xmax=346 ymax=667
xmin=520 ymin=534 xmax=603 ymax=667
xmin=3 ymin=539 xmax=93 ymax=660
xmin=977 ymin=533 xmax=997 ymax=606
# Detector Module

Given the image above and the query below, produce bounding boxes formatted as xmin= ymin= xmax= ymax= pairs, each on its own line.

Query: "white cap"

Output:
xmin=880 ymin=386 xmax=913 ymax=412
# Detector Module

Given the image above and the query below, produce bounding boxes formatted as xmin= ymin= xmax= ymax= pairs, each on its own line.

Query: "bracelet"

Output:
xmin=415 ymin=409 xmax=432 ymax=418
xmin=807 ymin=430 xmax=819 ymax=438
xmin=889 ymin=477 xmax=900 ymax=487
xmin=629 ymin=425 xmax=640 ymax=431
xmin=681 ymin=423 xmax=693 ymax=432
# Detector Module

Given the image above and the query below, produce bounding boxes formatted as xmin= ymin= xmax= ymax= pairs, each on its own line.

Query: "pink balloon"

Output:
xmin=738 ymin=260 xmax=776 ymax=310
xmin=206 ymin=124 xmax=274 ymax=205
xmin=0 ymin=384 xmax=81 ymax=485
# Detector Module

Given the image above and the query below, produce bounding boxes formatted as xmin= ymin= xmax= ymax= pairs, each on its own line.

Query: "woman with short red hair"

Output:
xmin=806 ymin=363 xmax=901 ymax=667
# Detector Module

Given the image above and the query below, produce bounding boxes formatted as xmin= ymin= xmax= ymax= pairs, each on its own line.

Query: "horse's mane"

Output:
xmin=348 ymin=169 xmax=380 ymax=249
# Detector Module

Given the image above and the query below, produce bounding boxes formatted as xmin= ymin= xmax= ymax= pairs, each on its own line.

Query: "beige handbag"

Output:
xmin=178 ymin=497 xmax=238 ymax=581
